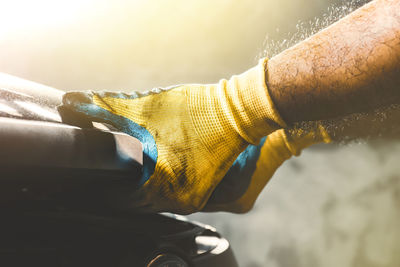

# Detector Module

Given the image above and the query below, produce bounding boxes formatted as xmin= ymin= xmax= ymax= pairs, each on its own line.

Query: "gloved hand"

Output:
xmin=204 ymin=123 xmax=331 ymax=213
xmin=61 ymin=58 xmax=286 ymax=214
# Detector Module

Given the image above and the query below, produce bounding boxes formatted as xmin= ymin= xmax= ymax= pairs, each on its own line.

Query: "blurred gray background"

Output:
xmin=2 ymin=0 xmax=400 ymax=266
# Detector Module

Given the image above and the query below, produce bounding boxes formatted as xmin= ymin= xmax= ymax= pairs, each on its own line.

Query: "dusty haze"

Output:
xmin=1 ymin=0 xmax=400 ymax=266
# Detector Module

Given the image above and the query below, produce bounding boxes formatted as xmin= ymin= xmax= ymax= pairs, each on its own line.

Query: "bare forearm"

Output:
xmin=267 ymin=0 xmax=400 ymax=123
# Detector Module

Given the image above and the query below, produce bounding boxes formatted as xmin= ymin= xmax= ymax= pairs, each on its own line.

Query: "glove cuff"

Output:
xmin=224 ymin=57 xmax=287 ymax=144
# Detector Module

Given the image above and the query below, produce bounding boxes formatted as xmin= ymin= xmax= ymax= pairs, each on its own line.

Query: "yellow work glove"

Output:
xmin=61 ymin=58 xmax=286 ymax=214
xmin=204 ymin=123 xmax=331 ymax=213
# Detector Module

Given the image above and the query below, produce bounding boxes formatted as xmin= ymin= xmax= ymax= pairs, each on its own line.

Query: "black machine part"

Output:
xmin=0 ymin=73 xmax=143 ymax=211
xmin=0 ymin=72 xmax=239 ymax=267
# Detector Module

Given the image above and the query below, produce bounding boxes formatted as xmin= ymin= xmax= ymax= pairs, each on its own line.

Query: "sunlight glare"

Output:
xmin=0 ymin=0 xmax=97 ymax=36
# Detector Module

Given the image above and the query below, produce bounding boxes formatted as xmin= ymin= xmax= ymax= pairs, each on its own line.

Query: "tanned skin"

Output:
xmin=267 ymin=0 xmax=400 ymax=124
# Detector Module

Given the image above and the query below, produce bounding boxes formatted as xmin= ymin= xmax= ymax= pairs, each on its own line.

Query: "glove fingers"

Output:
xmin=63 ymin=91 xmax=94 ymax=106
xmin=94 ymin=91 xmax=142 ymax=99
xmin=283 ymin=123 xmax=331 ymax=155
xmin=62 ymin=91 xmax=158 ymax=187
xmin=62 ymin=91 xmax=125 ymax=128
